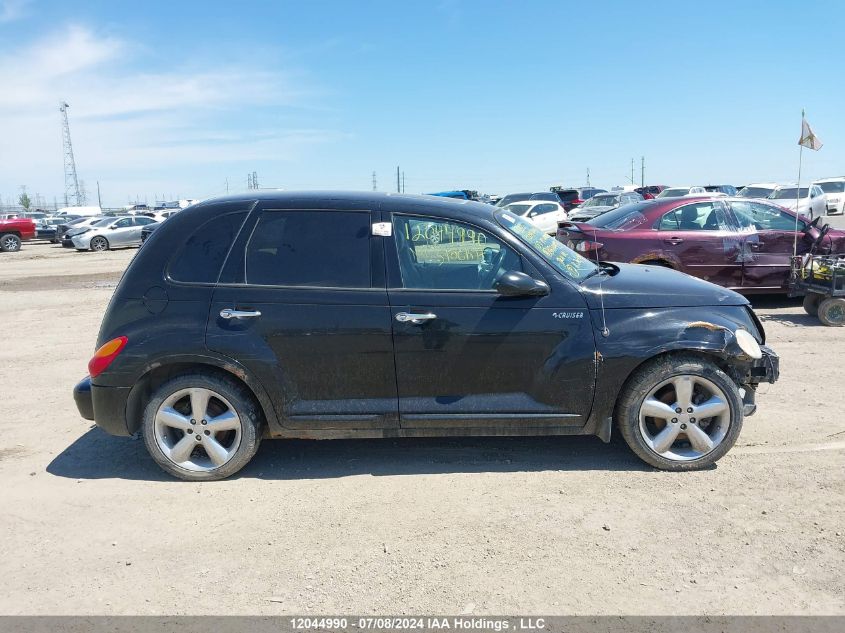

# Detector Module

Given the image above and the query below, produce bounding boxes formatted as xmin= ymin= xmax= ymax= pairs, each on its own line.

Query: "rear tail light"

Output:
xmin=88 ymin=336 xmax=128 ymax=378
xmin=571 ymin=198 xmax=584 ymax=206
xmin=575 ymin=241 xmax=603 ymax=253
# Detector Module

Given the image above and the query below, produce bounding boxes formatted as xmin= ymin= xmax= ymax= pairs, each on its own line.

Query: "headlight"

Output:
xmin=735 ymin=328 xmax=762 ymax=359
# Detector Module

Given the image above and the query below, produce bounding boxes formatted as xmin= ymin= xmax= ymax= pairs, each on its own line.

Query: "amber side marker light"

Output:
xmin=88 ymin=336 xmax=128 ymax=378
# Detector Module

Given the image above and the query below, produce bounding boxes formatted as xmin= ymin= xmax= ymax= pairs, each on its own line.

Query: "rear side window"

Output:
xmin=245 ymin=210 xmax=371 ymax=287
xmin=169 ymin=210 xmax=249 ymax=283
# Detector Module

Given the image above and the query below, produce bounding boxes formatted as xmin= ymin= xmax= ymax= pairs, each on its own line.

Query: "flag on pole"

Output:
xmin=799 ymin=116 xmax=823 ymax=151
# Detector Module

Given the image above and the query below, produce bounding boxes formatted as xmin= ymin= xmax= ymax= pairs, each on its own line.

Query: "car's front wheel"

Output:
xmin=90 ymin=236 xmax=109 ymax=251
xmin=142 ymin=373 xmax=262 ymax=481
xmin=0 ymin=233 xmax=21 ymax=252
xmin=616 ymin=355 xmax=743 ymax=470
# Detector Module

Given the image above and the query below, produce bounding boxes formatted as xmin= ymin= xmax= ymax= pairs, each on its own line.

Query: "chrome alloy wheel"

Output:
xmin=638 ymin=375 xmax=731 ymax=461
xmin=2 ymin=235 xmax=20 ymax=251
xmin=153 ymin=387 xmax=243 ymax=472
xmin=91 ymin=237 xmax=108 ymax=251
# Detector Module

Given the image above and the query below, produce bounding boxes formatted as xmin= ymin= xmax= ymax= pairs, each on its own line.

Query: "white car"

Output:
xmin=767 ymin=184 xmax=826 ymax=218
xmin=813 ymin=177 xmax=845 ymax=215
xmin=503 ymin=200 xmax=568 ymax=234
xmin=736 ymin=183 xmax=779 ymax=200
xmin=654 ymin=186 xmax=723 ymax=198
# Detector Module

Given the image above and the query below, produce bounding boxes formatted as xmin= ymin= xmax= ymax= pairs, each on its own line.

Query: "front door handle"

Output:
xmin=220 ymin=308 xmax=262 ymax=319
xmin=395 ymin=312 xmax=437 ymax=325
xmin=664 ymin=237 xmax=684 ymax=245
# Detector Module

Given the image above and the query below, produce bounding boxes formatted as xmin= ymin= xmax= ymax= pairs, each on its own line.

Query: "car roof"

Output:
xmin=812 ymin=177 xmax=845 ymax=183
xmin=742 ymin=182 xmax=779 ymax=188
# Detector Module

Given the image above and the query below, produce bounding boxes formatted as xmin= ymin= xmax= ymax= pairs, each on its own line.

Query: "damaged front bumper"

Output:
xmin=740 ymin=345 xmax=779 ymax=416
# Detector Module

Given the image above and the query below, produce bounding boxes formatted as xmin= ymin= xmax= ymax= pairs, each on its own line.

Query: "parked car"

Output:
xmin=502 ymin=200 xmax=567 ymax=234
xmin=139 ymin=210 xmax=179 ymax=223
xmin=767 ymin=184 xmax=826 ymax=219
xmin=73 ymin=192 xmax=779 ymax=480
xmin=655 ymin=186 xmax=708 ymax=198
xmin=70 ymin=215 xmax=158 ymax=251
xmin=568 ymin=191 xmax=645 ymax=222
xmin=495 ymin=192 xmax=532 ymax=207
xmin=0 ymin=216 xmax=36 ymax=252
xmin=550 ymin=187 xmax=607 ymax=211
xmin=812 ymin=177 xmax=845 ymax=215
xmin=141 ymin=222 xmax=161 ymax=242
xmin=634 ymin=185 xmax=667 ymax=199
xmin=705 ymin=184 xmax=738 ymax=196
xmin=60 ymin=217 xmax=106 ymax=246
xmin=556 ymin=197 xmax=845 ymax=293
xmin=736 ymin=183 xmax=778 ymax=199
xmin=37 ymin=215 xmax=79 ymax=240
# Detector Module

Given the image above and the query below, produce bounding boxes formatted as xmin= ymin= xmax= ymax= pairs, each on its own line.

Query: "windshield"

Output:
xmin=769 ymin=187 xmax=808 ymax=200
xmin=737 ymin=186 xmax=774 ymax=198
xmin=586 ymin=203 xmax=650 ymax=230
xmin=504 ymin=203 xmax=532 ymax=216
xmin=656 ymin=188 xmax=688 ymax=198
xmin=817 ymin=181 xmax=845 ymax=194
xmin=495 ymin=210 xmax=597 ymax=282
xmin=582 ymin=194 xmax=618 ymax=208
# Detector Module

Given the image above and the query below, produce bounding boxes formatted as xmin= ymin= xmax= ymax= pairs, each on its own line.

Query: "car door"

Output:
xmin=385 ymin=211 xmax=595 ymax=429
xmin=810 ymin=185 xmax=825 ymax=218
xmin=655 ymin=200 xmax=743 ymax=287
xmin=729 ymin=199 xmax=812 ymax=290
xmin=131 ymin=217 xmax=156 ymax=244
xmin=205 ymin=204 xmax=398 ymax=429
xmin=107 ymin=218 xmax=135 ymax=246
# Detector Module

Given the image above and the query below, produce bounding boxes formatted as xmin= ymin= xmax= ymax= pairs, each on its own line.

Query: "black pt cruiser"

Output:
xmin=74 ymin=192 xmax=779 ymax=480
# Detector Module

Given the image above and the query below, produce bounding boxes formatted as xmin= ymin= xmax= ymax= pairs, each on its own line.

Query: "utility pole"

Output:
xmin=253 ymin=171 xmax=258 ymax=190
xmin=630 ymin=158 xmax=635 ymax=184
xmin=586 ymin=168 xmax=591 ymax=187
xmin=372 ymin=171 xmax=377 ymax=191
xmin=640 ymin=156 xmax=645 ymax=187
xmin=97 ymin=181 xmax=102 ymax=208
xmin=402 ymin=171 xmax=405 ymax=193
xmin=59 ymin=102 xmax=82 ymax=206
xmin=396 ymin=166 xmax=400 ymax=193
xmin=225 ymin=178 xmax=229 ymax=194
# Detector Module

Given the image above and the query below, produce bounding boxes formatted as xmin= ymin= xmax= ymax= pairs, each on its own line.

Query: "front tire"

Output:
xmin=0 ymin=233 xmax=21 ymax=252
xmin=803 ymin=293 xmax=824 ymax=316
xmin=90 ymin=236 xmax=109 ymax=251
xmin=142 ymin=373 xmax=262 ymax=481
xmin=616 ymin=354 xmax=743 ymax=470
xmin=818 ymin=297 xmax=845 ymax=327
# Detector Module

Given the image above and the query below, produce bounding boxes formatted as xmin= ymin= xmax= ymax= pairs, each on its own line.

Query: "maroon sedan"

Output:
xmin=557 ymin=196 xmax=845 ymax=293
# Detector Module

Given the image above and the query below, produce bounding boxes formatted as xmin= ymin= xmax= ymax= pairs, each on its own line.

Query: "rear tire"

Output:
xmin=142 ymin=373 xmax=262 ymax=481
xmin=616 ymin=354 xmax=743 ymax=470
xmin=803 ymin=293 xmax=823 ymax=316
xmin=0 ymin=233 xmax=21 ymax=252
xmin=818 ymin=297 xmax=845 ymax=327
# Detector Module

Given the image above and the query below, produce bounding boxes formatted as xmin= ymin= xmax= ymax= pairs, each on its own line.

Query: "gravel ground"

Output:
xmin=0 ymin=244 xmax=843 ymax=615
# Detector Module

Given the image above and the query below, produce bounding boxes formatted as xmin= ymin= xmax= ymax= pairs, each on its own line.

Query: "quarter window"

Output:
xmin=245 ymin=210 xmax=371 ymax=287
xmin=393 ymin=215 xmax=522 ymax=290
xmin=169 ymin=209 xmax=249 ymax=284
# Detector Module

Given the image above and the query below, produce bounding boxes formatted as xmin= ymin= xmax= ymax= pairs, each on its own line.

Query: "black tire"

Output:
xmin=142 ymin=373 xmax=262 ymax=481
xmin=0 ymin=233 xmax=21 ymax=252
xmin=90 ymin=236 xmax=109 ymax=251
xmin=818 ymin=297 xmax=845 ymax=327
xmin=803 ymin=293 xmax=823 ymax=316
xmin=616 ymin=354 xmax=743 ymax=471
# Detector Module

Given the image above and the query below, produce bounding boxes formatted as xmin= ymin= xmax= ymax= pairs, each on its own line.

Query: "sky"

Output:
xmin=1 ymin=0 xmax=844 ymax=208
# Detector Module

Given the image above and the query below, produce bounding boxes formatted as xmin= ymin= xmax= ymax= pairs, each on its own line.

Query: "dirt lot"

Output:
xmin=0 ymin=243 xmax=843 ymax=616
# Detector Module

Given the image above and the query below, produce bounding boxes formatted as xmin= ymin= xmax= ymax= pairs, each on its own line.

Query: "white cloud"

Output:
xmin=0 ymin=24 xmax=339 ymax=205
xmin=0 ymin=0 xmax=30 ymax=23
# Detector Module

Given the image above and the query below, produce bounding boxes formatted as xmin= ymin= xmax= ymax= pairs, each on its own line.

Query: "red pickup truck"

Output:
xmin=0 ymin=216 xmax=36 ymax=252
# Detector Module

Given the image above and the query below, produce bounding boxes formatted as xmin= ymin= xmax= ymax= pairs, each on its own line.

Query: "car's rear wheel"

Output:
xmin=90 ymin=236 xmax=109 ymax=251
xmin=142 ymin=373 xmax=262 ymax=481
xmin=803 ymin=292 xmax=824 ymax=316
xmin=616 ymin=355 xmax=743 ymax=470
xmin=0 ymin=233 xmax=21 ymax=252
xmin=818 ymin=297 xmax=845 ymax=327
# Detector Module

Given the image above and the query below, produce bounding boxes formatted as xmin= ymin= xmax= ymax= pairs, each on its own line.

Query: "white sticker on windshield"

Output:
xmin=372 ymin=222 xmax=392 ymax=237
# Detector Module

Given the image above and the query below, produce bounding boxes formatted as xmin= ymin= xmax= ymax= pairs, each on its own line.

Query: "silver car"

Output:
xmin=71 ymin=215 xmax=158 ymax=251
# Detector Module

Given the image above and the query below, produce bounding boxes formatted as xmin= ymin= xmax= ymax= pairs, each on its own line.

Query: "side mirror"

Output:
xmin=494 ymin=270 xmax=550 ymax=297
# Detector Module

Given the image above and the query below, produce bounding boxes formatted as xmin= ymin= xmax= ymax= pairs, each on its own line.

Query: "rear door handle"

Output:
xmin=220 ymin=308 xmax=262 ymax=319
xmin=395 ymin=312 xmax=437 ymax=325
xmin=664 ymin=237 xmax=684 ymax=245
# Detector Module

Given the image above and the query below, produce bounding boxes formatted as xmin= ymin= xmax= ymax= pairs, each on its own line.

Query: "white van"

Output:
xmin=56 ymin=206 xmax=103 ymax=217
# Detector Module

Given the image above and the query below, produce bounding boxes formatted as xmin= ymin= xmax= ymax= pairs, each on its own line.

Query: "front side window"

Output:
xmin=393 ymin=215 xmax=522 ymax=290
xmin=245 ymin=210 xmax=371 ymax=288
xmin=113 ymin=218 xmax=132 ymax=229
xmin=730 ymin=201 xmax=805 ymax=232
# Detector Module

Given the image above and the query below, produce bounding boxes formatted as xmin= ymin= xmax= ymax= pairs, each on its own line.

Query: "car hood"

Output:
xmin=66 ymin=227 xmax=92 ymax=237
xmin=579 ymin=262 xmax=748 ymax=309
